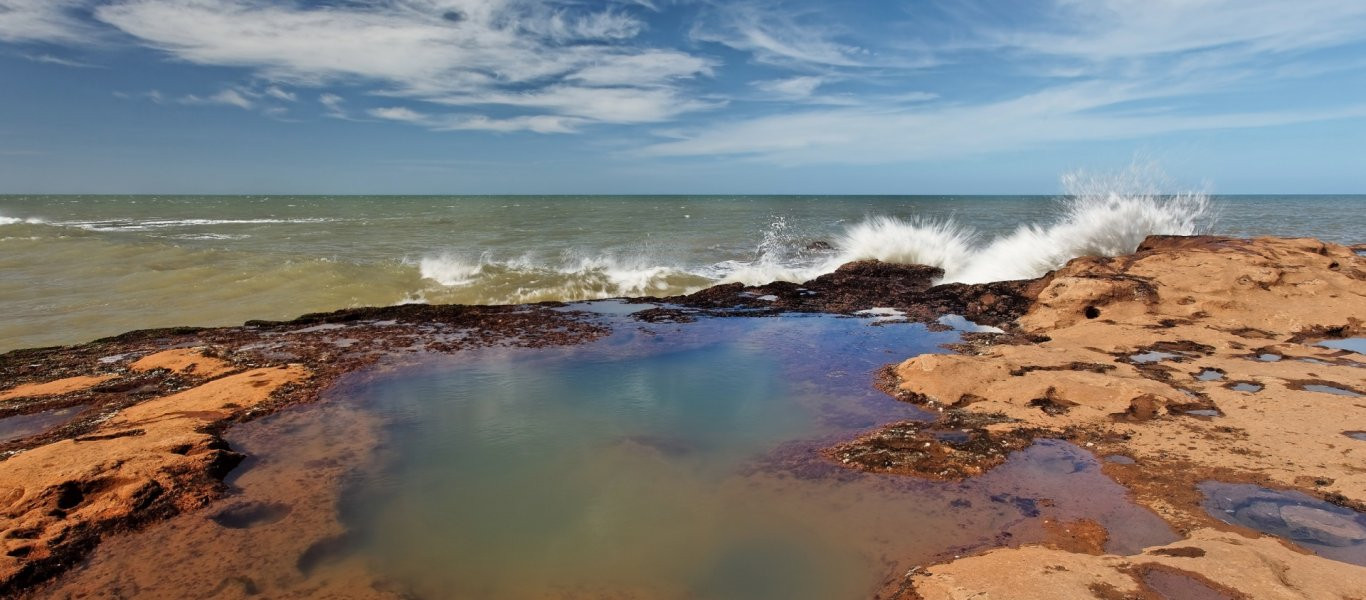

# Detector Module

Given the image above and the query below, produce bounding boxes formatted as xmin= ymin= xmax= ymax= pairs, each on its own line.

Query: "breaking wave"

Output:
xmin=415 ymin=251 xmax=713 ymax=304
xmin=0 ymin=215 xmax=44 ymax=226
xmin=412 ymin=167 xmax=1213 ymax=301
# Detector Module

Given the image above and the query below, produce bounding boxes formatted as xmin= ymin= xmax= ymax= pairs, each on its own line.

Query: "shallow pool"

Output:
xmin=335 ymin=313 xmax=1173 ymax=599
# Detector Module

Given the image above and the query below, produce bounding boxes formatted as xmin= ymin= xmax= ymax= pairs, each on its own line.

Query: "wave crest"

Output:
xmin=718 ymin=165 xmax=1214 ymax=287
xmin=406 ymin=165 xmax=1214 ymax=302
xmin=416 ymin=251 xmax=713 ymax=304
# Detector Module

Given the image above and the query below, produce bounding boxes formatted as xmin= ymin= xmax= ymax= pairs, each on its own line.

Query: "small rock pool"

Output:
xmin=330 ymin=310 xmax=1173 ymax=599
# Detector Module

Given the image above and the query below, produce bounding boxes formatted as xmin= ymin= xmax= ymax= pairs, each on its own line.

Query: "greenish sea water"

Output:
xmin=1 ymin=193 xmax=1361 ymax=351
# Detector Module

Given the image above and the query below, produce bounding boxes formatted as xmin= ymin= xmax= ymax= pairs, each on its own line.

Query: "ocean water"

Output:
xmin=1 ymin=189 xmax=1362 ymax=351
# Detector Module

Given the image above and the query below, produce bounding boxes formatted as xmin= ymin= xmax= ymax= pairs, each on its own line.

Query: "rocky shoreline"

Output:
xmin=0 ymin=235 xmax=1363 ymax=598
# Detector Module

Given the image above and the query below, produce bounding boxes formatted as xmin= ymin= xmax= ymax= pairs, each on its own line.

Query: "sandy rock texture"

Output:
xmin=852 ymin=237 xmax=1366 ymax=598
xmin=914 ymin=528 xmax=1366 ymax=600
xmin=0 ymin=304 xmax=610 ymax=596
xmin=0 ymin=350 xmax=307 ymax=594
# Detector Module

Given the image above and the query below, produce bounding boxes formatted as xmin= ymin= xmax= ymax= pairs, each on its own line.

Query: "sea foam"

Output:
xmin=0 ymin=215 xmax=44 ymax=226
xmin=414 ymin=166 xmax=1214 ymax=302
xmin=720 ymin=166 xmax=1214 ymax=286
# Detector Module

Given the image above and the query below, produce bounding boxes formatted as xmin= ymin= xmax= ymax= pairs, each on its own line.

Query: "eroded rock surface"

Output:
xmin=843 ymin=237 xmax=1366 ymax=598
xmin=0 ymin=304 xmax=608 ymax=595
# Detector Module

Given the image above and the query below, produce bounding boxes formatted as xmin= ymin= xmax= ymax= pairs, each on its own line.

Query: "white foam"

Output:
xmin=946 ymin=171 xmax=1210 ymax=283
xmin=937 ymin=314 xmax=1005 ymax=333
xmin=402 ymin=165 xmax=1214 ymax=305
xmin=0 ymin=215 xmax=44 ymax=226
xmin=716 ymin=164 xmax=1213 ymax=287
xmin=418 ymin=253 xmax=490 ymax=286
xmin=416 ymin=250 xmax=709 ymax=302
xmin=63 ymin=217 xmax=333 ymax=231
xmin=857 ymin=307 xmax=906 ymax=322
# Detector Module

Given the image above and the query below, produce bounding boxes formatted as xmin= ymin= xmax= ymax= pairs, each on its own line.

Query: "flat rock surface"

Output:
xmin=849 ymin=236 xmax=1366 ymax=598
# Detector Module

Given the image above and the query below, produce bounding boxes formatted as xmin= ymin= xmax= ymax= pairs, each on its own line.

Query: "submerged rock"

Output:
xmin=1280 ymin=505 xmax=1366 ymax=547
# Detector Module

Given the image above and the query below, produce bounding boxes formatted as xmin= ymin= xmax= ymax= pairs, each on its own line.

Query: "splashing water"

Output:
xmin=946 ymin=169 xmax=1212 ymax=283
xmin=409 ymin=168 xmax=1214 ymax=297
xmin=0 ymin=214 xmax=44 ymax=226
xmin=716 ymin=166 xmax=1214 ymax=286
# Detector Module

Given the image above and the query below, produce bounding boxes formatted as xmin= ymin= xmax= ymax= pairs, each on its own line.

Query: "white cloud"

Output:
xmin=88 ymin=0 xmax=715 ymax=130
xmin=645 ymin=0 xmax=1366 ymax=164
xmin=689 ymin=1 xmax=933 ymax=70
xmin=319 ymin=93 xmax=347 ymax=119
xmin=368 ymin=106 xmax=584 ymax=133
xmin=643 ymin=80 xmax=1366 ymax=165
xmin=989 ymin=0 xmax=1366 ymax=64
xmin=23 ymin=53 xmax=97 ymax=68
xmin=113 ymin=89 xmax=165 ymax=103
xmin=264 ymin=86 xmax=296 ymax=102
xmin=179 ymin=88 xmax=254 ymax=110
xmin=7 ymin=0 xmax=1366 ymax=158
xmin=0 ymin=0 xmax=93 ymax=44
xmin=368 ymin=106 xmax=426 ymax=123
xmin=753 ymin=76 xmax=825 ymax=99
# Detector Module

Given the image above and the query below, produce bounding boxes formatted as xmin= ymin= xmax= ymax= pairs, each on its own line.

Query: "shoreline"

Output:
xmin=0 ymin=235 xmax=1362 ymax=598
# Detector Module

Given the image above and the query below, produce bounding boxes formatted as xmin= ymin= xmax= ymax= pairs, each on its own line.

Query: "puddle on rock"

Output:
xmin=1318 ymin=338 xmax=1366 ymax=354
xmin=1130 ymin=351 xmax=1181 ymax=364
xmin=1195 ymin=369 xmax=1224 ymax=381
xmin=1201 ymin=482 xmax=1366 ymax=565
xmin=556 ymin=299 xmax=659 ymax=316
xmin=0 ymin=405 xmax=83 ymax=443
xmin=1229 ymin=382 xmax=1263 ymax=393
xmin=1141 ymin=567 xmax=1236 ymax=600
xmin=1256 ymin=353 xmax=1282 ymax=362
xmin=1300 ymin=384 xmax=1363 ymax=397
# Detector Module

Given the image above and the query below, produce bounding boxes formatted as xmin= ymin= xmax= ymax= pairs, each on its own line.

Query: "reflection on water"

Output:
xmin=0 ymin=405 xmax=82 ymax=443
xmin=1201 ymin=481 xmax=1366 ymax=565
xmin=340 ymin=313 xmax=1174 ymax=599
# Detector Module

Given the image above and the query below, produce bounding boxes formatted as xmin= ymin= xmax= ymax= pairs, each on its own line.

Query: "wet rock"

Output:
xmin=1279 ymin=505 xmax=1366 ymax=546
xmin=657 ymin=259 xmax=1038 ymax=327
xmin=1233 ymin=501 xmax=1286 ymax=531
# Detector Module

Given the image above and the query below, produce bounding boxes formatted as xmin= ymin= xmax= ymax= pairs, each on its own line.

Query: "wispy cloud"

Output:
xmin=647 ymin=0 xmax=1366 ymax=164
xmin=5 ymin=0 xmax=1366 ymax=166
xmin=318 ymin=93 xmax=354 ymax=121
xmin=113 ymin=89 xmax=164 ymax=103
xmin=0 ymin=0 xmax=94 ymax=44
xmin=179 ymin=88 xmax=254 ymax=110
xmin=369 ymin=106 xmax=583 ymax=133
xmin=85 ymin=0 xmax=715 ymax=131
xmin=753 ymin=76 xmax=826 ymax=99
xmin=689 ymin=0 xmax=934 ymax=70
xmin=643 ymin=89 xmax=1366 ymax=165
xmin=23 ymin=52 xmax=97 ymax=68
xmin=264 ymin=86 xmax=296 ymax=102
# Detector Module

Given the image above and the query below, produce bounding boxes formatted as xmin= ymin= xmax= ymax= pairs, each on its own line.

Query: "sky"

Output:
xmin=2 ymin=0 xmax=1366 ymax=194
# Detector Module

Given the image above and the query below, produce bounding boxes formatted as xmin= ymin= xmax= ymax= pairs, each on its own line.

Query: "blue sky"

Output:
xmin=3 ymin=0 xmax=1366 ymax=194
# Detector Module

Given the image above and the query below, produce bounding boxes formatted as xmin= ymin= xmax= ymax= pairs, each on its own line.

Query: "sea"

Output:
xmin=1 ymin=187 xmax=1362 ymax=352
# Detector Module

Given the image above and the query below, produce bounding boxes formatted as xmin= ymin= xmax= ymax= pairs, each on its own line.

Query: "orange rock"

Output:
xmin=129 ymin=348 xmax=236 ymax=378
xmin=0 ymin=365 xmax=308 ymax=592
xmin=0 ymin=375 xmax=115 ymax=402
